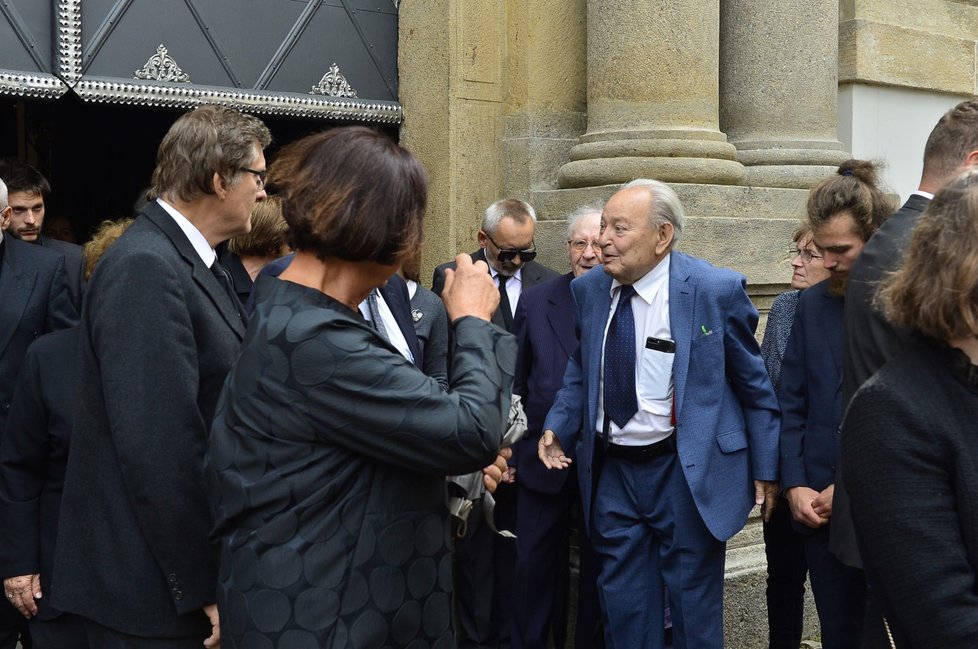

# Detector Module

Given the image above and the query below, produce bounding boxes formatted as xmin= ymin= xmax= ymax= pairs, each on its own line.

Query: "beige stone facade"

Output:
xmin=399 ymin=2 xmax=978 ymax=646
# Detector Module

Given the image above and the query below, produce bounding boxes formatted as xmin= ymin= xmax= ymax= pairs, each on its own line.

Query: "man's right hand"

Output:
xmin=538 ymin=430 xmax=572 ymax=470
xmin=785 ymin=486 xmax=826 ymax=528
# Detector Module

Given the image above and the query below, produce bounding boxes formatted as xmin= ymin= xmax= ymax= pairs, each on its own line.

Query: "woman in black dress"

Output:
xmin=841 ymin=168 xmax=978 ymax=648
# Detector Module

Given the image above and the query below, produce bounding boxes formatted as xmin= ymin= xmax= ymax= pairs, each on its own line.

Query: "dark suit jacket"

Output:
xmin=512 ymin=272 xmax=577 ymax=494
xmin=51 ymin=201 xmax=247 ymax=638
xmin=778 ymin=280 xmax=845 ymax=496
xmin=544 ymin=253 xmax=780 ymax=542
xmin=430 ymin=249 xmax=560 ymax=330
xmin=251 ymin=253 xmax=424 ymax=367
xmin=835 ymin=193 xmax=929 ymax=567
xmin=0 ymin=328 xmax=77 ymax=621
xmin=39 ymin=236 xmax=84 ymax=311
xmin=218 ymin=248 xmax=253 ymax=307
xmin=0 ymin=236 xmax=77 ymax=432
xmin=842 ymin=193 xmax=929 ymax=402
xmin=408 ymin=282 xmax=449 ymax=390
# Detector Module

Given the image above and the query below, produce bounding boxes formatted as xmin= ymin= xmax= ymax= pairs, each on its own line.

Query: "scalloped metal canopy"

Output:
xmin=0 ymin=0 xmax=401 ymax=124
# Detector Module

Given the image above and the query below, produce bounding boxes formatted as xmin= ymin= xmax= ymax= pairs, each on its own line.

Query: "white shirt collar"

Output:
xmin=155 ymin=198 xmax=217 ymax=267
xmin=610 ymin=253 xmax=670 ymax=304
xmin=912 ymin=190 xmax=934 ymax=200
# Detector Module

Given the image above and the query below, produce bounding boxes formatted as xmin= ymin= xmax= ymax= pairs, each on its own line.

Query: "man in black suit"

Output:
xmin=51 ymin=105 xmax=271 ymax=648
xmin=833 ymin=100 xmax=978 ymax=569
xmin=431 ymin=198 xmax=560 ymax=334
xmin=0 ymin=178 xmax=77 ymax=649
xmin=432 ymin=198 xmax=559 ymax=649
xmin=0 ymin=160 xmax=84 ymax=311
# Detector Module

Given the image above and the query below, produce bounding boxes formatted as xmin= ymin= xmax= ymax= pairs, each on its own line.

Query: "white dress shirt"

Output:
xmin=359 ymin=289 xmax=415 ymax=363
xmin=156 ymin=198 xmax=217 ymax=267
xmin=597 ymin=255 xmax=675 ymax=446
xmin=490 ymin=267 xmax=523 ymax=320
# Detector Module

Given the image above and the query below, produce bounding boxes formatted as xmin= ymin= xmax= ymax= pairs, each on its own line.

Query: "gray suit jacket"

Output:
xmin=430 ymin=249 xmax=560 ymax=330
xmin=0 ymin=236 xmax=77 ymax=432
xmin=52 ymin=201 xmax=246 ymax=638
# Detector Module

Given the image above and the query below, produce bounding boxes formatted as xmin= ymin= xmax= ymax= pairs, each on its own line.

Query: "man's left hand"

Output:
xmin=754 ymin=480 xmax=779 ymax=523
xmin=483 ymin=447 xmax=513 ymax=493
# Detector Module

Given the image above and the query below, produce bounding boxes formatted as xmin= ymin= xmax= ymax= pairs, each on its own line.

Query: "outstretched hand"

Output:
xmin=538 ymin=430 xmax=572 ymax=470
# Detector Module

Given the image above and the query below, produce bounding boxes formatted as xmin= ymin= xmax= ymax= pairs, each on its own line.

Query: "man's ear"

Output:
xmin=477 ymin=229 xmax=488 ymax=249
xmin=0 ymin=206 xmax=10 ymax=231
xmin=211 ymin=172 xmax=229 ymax=199
xmin=964 ymin=149 xmax=978 ymax=169
xmin=655 ymin=222 xmax=675 ymax=255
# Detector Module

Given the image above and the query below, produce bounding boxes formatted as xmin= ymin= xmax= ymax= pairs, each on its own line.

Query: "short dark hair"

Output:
xmin=148 ymin=105 xmax=271 ymax=203
xmin=0 ymin=158 xmax=51 ymax=198
xmin=881 ymin=168 xmax=978 ymax=340
xmin=268 ymin=126 xmax=428 ymax=266
xmin=807 ymin=159 xmax=893 ymax=242
xmin=922 ymin=100 xmax=978 ymax=184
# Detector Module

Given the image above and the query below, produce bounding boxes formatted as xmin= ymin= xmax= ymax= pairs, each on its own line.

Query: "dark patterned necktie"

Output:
xmin=497 ymin=274 xmax=515 ymax=332
xmin=603 ymin=284 xmax=638 ymax=429
xmin=211 ymin=261 xmax=245 ymax=323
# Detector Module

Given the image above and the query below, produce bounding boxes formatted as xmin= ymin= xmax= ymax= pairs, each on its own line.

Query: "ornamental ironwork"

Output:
xmin=134 ymin=44 xmax=191 ymax=83
xmin=310 ymin=63 xmax=358 ymax=98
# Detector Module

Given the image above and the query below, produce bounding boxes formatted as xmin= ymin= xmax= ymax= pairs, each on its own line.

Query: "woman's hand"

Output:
xmin=441 ymin=254 xmax=500 ymax=322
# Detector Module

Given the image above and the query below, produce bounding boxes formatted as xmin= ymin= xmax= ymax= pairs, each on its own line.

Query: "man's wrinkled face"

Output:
xmin=478 ymin=216 xmax=536 ymax=276
xmin=599 ymin=187 xmax=672 ymax=285
xmin=6 ymin=191 xmax=45 ymax=241
xmin=566 ymin=212 xmax=602 ymax=278
xmin=813 ymin=210 xmax=866 ymax=295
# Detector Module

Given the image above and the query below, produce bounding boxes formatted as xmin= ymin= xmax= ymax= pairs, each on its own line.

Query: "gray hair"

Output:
xmin=565 ymin=202 xmax=603 ymax=240
xmin=482 ymin=198 xmax=537 ymax=235
xmin=0 ymin=177 xmax=7 ymax=210
xmin=621 ymin=178 xmax=685 ymax=244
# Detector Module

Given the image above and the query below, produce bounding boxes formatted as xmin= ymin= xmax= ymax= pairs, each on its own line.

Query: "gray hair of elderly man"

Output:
xmin=481 ymin=197 xmax=537 ymax=235
xmin=0 ymin=177 xmax=7 ymax=210
xmin=565 ymin=202 xmax=603 ymax=240
xmin=621 ymin=178 xmax=685 ymax=245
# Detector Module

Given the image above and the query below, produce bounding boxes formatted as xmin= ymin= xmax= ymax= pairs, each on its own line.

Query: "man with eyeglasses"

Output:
xmin=50 ymin=105 xmax=270 ymax=649
xmin=432 ymin=198 xmax=559 ymax=649
xmin=510 ymin=205 xmax=603 ymax=649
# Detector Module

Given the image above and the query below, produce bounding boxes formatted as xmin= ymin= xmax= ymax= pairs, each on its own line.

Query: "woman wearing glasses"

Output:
xmin=759 ymin=223 xmax=830 ymax=649
xmin=208 ymin=126 xmax=515 ymax=648
xmin=841 ymin=169 xmax=978 ymax=648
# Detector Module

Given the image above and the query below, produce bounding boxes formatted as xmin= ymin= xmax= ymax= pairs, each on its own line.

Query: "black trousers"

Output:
xmin=84 ymin=619 xmax=206 ymax=649
xmin=0 ymin=598 xmax=28 ymax=649
xmin=762 ymin=499 xmax=808 ymax=649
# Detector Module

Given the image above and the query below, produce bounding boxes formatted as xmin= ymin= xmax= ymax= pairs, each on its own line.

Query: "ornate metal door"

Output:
xmin=0 ymin=0 xmax=401 ymax=125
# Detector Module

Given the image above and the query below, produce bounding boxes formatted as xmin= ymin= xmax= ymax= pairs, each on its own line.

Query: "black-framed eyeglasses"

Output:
xmin=788 ymin=246 xmax=823 ymax=264
xmin=240 ymin=167 xmax=267 ymax=190
xmin=567 ymin=239 xmax=601 ymax=252
xmin=485 ymin=231 xmax=537 ymax=262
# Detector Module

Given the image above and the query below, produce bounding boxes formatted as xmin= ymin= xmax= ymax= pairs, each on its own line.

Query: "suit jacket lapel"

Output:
xmin=143 ymin=205 xmax=246 ymax=339
xmin=469 ymin=248 xmax=508 ymax=329
xmin=0 ymin=241 xmax=36 ymax=358
xmin=669 ymin=253 xmax=694 ymax=421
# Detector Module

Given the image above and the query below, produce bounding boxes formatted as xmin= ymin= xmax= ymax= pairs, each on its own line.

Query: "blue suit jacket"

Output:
xmin=543 ymin=252 xmax=780 ymax=542
xmin=512 ymin=272 xmax=578 ymax=494
xmin=778 ymin=279 xmax=844 ymax=494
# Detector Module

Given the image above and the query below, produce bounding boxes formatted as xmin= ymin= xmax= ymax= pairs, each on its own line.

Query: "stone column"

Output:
xmin=557 ymin=0 xmax=746 ymax=189
xmin=720 ymin=0 xmax=849 ymax=188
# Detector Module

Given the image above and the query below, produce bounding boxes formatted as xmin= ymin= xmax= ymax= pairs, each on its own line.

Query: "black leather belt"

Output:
xmin=604 ymin=433 xmax=676 ymax=463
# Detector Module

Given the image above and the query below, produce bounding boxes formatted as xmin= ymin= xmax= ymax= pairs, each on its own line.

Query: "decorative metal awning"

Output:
xmin=0 ymin=0 xmax=401 ymax=124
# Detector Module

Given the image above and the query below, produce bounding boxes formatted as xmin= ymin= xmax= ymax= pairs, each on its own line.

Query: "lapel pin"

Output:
xmin=411 ymin=309 xmax=423 ymax=323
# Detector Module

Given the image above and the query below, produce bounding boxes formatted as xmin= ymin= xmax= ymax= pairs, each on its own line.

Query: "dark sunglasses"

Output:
xmin=485 ymin=231 xmax=537 ymax=263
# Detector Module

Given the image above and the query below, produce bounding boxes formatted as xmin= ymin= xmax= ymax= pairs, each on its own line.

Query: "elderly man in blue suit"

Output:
xmin=539 ymin=179 xmax=780 ymax=648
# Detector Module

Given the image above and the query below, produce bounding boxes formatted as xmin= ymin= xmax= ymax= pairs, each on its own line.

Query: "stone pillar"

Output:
xmin=720 ymin=0 xmax=849 ymax=189
xmin=557 ymin=0 xmax=746 ymax=189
